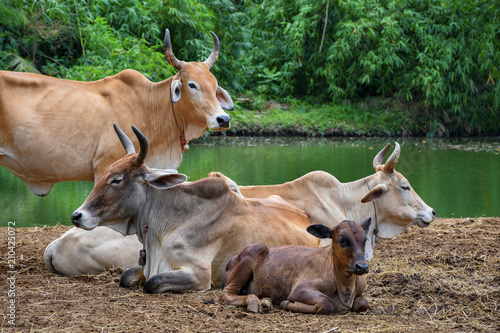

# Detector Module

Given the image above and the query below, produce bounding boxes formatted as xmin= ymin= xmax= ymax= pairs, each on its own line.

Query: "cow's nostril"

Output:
xmin=72 ymin=211 xmax=82 ymax=224
xmin=432 ymin=209 xmax=436 ymax=217
xmin=355 ymin=263 xmax=369 ymax=274
xmin=216 ymin=115 xmax=230 ymax=128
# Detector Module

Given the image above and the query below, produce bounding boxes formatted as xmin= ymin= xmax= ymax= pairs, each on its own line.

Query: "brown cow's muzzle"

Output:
xmin=350 ymin=256 xmax=369 ymax=275
xmin=216 ymin=115 xmax=231 ymax=129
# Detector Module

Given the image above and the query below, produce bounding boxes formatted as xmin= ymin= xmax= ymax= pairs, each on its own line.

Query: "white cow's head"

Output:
xmin=361 ymin=143 xmax=435 ymax=239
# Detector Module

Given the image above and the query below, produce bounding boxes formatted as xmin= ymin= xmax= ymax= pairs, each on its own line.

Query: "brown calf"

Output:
xmin=215 ymin=218 xmax=371 ymax=314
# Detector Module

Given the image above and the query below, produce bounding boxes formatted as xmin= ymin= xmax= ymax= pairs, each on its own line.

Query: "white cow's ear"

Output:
xmin=216 ymin=86 xmax=234 ymax=111
xmin=145 ymin=171 xmax=187 ymax=189
xmin=361 ymin=184 xmax=388 ymax=203
xmin=171 ymin=80 xmax=182 ymax=103
xmin=307 ymin=224 xmax=332 ymax=239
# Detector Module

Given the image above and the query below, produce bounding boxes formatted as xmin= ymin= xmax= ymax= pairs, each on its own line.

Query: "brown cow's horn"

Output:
xmin=132 ymin=126 xmax=149 ymax=165
xmin=164 ymin=29 xmax=184 ymax=71
xmin=383 ymin=142 xmax=401 ymax=174
xmin=203 ymin=31 xmax=220 ymax=70
xmin=373 ymin=143 xmax=391 ymax=170
xmin=113 ymin=124 xmax=136 ymax=154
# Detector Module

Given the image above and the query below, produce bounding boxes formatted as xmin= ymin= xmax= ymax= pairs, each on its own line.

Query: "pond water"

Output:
xmin=1 ymin=136 xmax=499 ymax=227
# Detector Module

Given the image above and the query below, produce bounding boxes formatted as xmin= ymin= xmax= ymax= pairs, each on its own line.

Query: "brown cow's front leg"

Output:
xmin=284 ymin=287 xmax=335 ymax=314
xmin=352 ymin=295 xmax=369 ymax=312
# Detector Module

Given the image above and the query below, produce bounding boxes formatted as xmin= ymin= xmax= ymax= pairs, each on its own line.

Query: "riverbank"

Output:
xmin=217 ymin=99 xmax=499 ymax=137
xmin=1 ymin=217 xmax=498 ymax=332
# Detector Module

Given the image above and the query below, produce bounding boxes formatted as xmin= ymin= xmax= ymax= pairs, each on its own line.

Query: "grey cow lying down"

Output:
xmin=215 ymin=218 xmax=372 ymax=314
xmin=70 ymin=124 xmax=319 ymax=292
xmin=44 ymin=172 xmax=244 ymax=276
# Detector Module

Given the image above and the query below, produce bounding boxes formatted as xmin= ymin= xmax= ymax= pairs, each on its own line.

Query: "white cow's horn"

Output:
xmin=383 ymin=142 xmax=401 ymax=174
xmin=373 ymin=143 xmax=391 ymax=170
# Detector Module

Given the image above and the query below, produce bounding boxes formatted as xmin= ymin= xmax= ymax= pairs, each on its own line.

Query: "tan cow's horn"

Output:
xmin=164 ymin=29 xmax=184 ymax=71
xmin=132 ymin=125 xmax=149 ymax=165
xmin=204 ymin=31 xmax=220 ymax=70
xmin=114 ymin=124 xmax=136 ymax=155
xmin=373 ymin=143 xmax=391 ymax=170
xmin=383 ymin=142 xmax=400 ymax=174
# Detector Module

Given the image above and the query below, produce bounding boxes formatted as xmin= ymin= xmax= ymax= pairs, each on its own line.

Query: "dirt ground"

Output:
xmin=1 ymin=217 xmax=499 ymax=332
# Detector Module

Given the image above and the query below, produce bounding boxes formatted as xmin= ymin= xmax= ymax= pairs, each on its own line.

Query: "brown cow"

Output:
xmin=0 ymin=29 xmax=233 ymax=196
xmin=215 ymin=218 xmax=371 ymax=314
xmin=239 ymin=143 xmax=435 ymax=260
xmin=71 ymin=125 xmax=319 ymax=292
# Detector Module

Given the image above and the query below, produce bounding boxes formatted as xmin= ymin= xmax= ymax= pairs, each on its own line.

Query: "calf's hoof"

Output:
xmin=279 ymin=300 xmax=289 ymax=311
xmin=261 ymin=297 xmax=273 ymax=309
xmin=246 ymin=294 xmax=262 ymax=313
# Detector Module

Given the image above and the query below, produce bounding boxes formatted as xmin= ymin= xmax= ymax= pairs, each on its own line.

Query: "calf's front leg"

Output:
xmin=283 ymin=287 xmax=335 ymax=314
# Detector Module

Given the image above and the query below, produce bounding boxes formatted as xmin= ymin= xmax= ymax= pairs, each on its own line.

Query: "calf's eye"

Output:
xmin=401 ymin=185 xmax=410 ymax=191
xmin=188 ymin=83 xmax=197 ymax=89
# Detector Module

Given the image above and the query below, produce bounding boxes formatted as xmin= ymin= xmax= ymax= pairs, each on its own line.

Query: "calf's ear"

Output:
xmin=171 ymin=80 xmax=182 ymax=103
xmin=359 ymin=217 xmax=372 ymax=234
xmin=307 ymin=224 xmax=332 ymax=239
xmin=216 ymin=86 xmax=234 ymax=111
xmin=361 ymin=184 xmax=387 ymax=203
xmin=146 ymin=170 xmax=187 ymax=189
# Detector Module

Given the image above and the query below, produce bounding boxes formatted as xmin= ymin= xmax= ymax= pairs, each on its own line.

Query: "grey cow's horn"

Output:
xmin=372 ymin=143 xmax=391 ymax=170
xmin=164 ymin=29 xmax=185 ymax=71
xmin=383 ymin=142 xmax=401 ymax=174
xmin=204 ymin=31 xmax=220 ymax=70
xmin=113 ymin=124 xmax=136 ymax=154
xmin=132 ymin=125 xmax=149 ymax=165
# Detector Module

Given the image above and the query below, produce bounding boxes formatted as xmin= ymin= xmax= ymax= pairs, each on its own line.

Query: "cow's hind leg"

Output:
xmin=215 ymin=243 xmax=269 ymax=313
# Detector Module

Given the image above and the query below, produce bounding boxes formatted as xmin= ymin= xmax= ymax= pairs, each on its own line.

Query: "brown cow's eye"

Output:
xmin=338 ymin=235 xmax=350 ymax=248
xmin=188 ymin=83 xmax=197 ymax=89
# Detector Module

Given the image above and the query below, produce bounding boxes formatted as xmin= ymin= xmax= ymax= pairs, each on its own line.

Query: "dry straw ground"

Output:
xmin=1 ymin=217 xmax=499 ymax=332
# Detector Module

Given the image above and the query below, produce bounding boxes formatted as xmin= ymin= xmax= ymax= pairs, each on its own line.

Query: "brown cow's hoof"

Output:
xmin=279 ymin=300 xmax=289 ymax=310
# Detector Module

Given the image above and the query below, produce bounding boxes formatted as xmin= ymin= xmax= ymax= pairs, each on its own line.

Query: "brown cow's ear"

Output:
xmin=171 ymin=80 xmax=182 ymax=103
xmin=359 ymin=217 xmax=372 ymax=234
xmin=361 ymin=184 xmax=387 ymax=203
xmin=145 ymin=171 xmax=187 ymax=189
xmin=307 ymin=224 xmax=332 ymax=239
xmin=216 ymin=86 xmax=234 ymax=111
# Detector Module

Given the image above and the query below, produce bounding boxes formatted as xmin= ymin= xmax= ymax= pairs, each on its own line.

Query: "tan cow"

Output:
xmin=239 ymin=143 xmax=436 ymax=260
xmin=71 ymin=125 xmax=319 ymax=292
xmin=0 ymin=29 xmax=233 ymax=196
xmin=43 ymin=171 xmax=243 ymax=276
xmin=215 ymin=218 xmax=371 ymax=314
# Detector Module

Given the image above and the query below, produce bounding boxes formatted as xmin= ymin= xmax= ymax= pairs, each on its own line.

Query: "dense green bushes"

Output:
xmin=1 ymin=0 xmax=498 ymax=135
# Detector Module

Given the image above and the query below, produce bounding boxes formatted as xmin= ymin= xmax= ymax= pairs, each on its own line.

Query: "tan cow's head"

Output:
xmin=360 ymin=143 xmax=435 ymax=239
xmin=164 ymin=29 xmax=233 ymax=134
xmin=71 ymin=124 xmax=188 ymax=235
